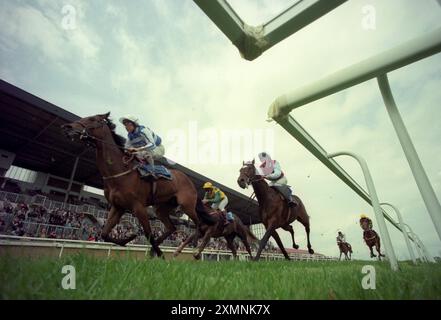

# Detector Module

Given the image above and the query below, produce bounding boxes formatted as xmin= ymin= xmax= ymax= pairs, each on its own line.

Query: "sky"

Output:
xmin=0 ymin=0 xmax=440 ymax=261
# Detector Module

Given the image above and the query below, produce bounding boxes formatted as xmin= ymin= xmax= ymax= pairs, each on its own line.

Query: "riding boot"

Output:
xmin=221 ymin=210 xmax=229 ymax=226
xmin=146 ymin=156 xmax=158 ymax=179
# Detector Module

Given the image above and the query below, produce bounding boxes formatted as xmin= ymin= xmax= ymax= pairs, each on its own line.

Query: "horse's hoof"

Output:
xmin=149 ymin=248 xmax=156 ymax=258
xmin=308 ymin=248 xmax=314 ymax=254
xmin=193 ymin=253 xmax=201 ymax=260
xmin=293 ymin=244 xmax=299 ymax=250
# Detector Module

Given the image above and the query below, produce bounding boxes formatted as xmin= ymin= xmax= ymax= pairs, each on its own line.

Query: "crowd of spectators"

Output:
xmin=0 ymin=199 xmax=94 ymax=239
xmin=0 ymin=195 xmax=278 ymax=254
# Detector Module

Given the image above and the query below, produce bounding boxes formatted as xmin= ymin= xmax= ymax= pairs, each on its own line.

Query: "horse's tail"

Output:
xmin=245 ymin=226 xmax=259 ymax=244
xmin=195 ymin=197 xmax=216 ymax=225
xmin=235 ymin=215 xmax=258 ymax=244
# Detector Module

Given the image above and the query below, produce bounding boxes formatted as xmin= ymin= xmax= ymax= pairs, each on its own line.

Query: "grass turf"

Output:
xmin=1 ymin=254 xmax=440 ymax=300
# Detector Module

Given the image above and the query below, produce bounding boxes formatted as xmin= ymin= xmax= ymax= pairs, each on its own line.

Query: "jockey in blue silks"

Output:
xmin=119 ymin=115 xmax=165 ymax=170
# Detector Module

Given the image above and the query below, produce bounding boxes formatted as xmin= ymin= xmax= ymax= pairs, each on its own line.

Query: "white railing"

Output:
xmin=0 ymin=234 xmax=336 ymax=261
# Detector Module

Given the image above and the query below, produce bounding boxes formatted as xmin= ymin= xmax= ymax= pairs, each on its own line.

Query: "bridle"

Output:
xmin=66 ymin=118 xmax=137 ymax=180
xmin=240 ymin=164 xmax=265 ymax=186
xmin=71 ymin=119 xmax=126 ymax=150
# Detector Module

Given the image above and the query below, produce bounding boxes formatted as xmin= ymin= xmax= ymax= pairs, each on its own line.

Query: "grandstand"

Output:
xmin=0 ymin=79 xmax=332 ymax=260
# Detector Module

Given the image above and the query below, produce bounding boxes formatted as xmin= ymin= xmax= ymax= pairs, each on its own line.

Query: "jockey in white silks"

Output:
xmin=337 ymin=231 xmax=351 ymax=250
xmin=258 ymin=152 xmax=297 ymax=207
xmin=119 ymin=115 xmax=165 ymax=173
xmin=336 ymin=231 xmax=346 ymax=244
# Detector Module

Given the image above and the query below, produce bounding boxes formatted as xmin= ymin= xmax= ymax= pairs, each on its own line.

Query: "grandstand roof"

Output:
xmin=0 ymin=79 xmax=260 ymax=224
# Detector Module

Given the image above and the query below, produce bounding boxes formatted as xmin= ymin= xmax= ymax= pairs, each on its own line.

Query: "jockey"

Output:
xmin=202 ymin=182 xmax=232 ymax=223
xmin=359 ymin=214 xmax=373 ymax=230
xmin=336 ymin=231 xmax=346 ymax=244
xmin=258 ymin=152 xmax=296 ymax=207
xmin=119 ymin=115 xmax=165 ymax=170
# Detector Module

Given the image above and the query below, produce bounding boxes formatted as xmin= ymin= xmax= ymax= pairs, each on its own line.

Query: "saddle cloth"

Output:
xmin=137 ymin=164 xmax=172 ymax=180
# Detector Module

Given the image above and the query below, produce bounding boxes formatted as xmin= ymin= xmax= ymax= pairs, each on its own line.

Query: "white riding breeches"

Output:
xmin=136 ymin=144 xmax=165 ymax=162
xmin=268 ymin=175 xmax=288 ymax=187
xmin=211 ymin=197 xmax=229 ymax=211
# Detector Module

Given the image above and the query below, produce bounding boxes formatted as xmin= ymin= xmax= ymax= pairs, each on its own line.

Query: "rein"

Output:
xmin=68 ymin=119 xmax=139 ymax=180
xmin=73 ymin=119 xmax=127 ymax=151
xmin=102 ymin=166 xmax=138 ymax=180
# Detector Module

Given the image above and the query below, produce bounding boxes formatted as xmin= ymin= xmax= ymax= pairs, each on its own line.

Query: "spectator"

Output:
xmin=39 ymin=227 xmax=47 ymax=238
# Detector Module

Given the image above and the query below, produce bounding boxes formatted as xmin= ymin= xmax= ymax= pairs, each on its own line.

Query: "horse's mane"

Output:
xmin=106 ymin=118 xmax=126 ymax=148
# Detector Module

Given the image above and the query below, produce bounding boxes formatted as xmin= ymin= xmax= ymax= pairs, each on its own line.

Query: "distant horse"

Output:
xmin=363 ymin=229 xmax=385 ymax=260
xmin=61 ymin=112 xmax=215 ymax=257
xmin=174 ymin=203 xmax=258 ymax=260
xmin=237 ymin=160 xmax=314 ymax=261
xmin=338 ymin=242 xmax=352 ymax=261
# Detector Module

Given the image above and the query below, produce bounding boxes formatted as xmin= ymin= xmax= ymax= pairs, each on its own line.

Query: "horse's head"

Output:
xmin=61 ymin=112 xmax=114 ymax=146
xmin=237 ymin=159 xmax=261 ymax=189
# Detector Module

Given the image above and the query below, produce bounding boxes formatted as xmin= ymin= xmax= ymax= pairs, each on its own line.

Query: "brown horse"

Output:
xmin=237 ymin=160 xmax=314 ymax=261
xmin=363 ymin=229 xmax=385 ymax=260
xmin=174 ymin=203 xmax=258 ymax=260
xmin=61 ymin=112 xmax=215 ymax=257
xmin=338 ymin=242 xmax=352 ymax=261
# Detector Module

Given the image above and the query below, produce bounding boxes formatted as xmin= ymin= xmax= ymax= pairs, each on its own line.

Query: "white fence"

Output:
xmin=0 ymin=234 xmax=336 ymax=262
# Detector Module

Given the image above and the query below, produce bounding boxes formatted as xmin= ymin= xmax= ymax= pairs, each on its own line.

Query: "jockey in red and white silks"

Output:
xmin=258 ymin=152 xmax=296 ymax=207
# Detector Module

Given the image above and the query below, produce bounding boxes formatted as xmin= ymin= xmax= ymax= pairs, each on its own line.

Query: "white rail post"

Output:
xmin=327 ymin=151 xmax=399 ymax=271
xmin=377 ymin=74 xmax=441 ymax=243
xmin=380 ymin=203 xmax=417 ymax=265
xmin=414 ymin=234 xmax=435 ymax=263
xmin=404 ymin=223 xmax=433 ymax=263
xmin=413 ymin=237 xmax=427 ymax=263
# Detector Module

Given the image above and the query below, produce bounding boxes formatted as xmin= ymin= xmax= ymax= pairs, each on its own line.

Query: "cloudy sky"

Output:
xmin=1 ymin=0 xmax=440 ymax=261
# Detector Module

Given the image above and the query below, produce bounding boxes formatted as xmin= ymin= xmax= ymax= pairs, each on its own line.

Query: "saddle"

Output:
xmin=137 ymin=163 xmax=172 ymax=180
xmin=270 ymin=185 xmax=289 ymax=200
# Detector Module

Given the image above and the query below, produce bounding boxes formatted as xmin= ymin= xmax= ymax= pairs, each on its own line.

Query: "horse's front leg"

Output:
xmin=173 ymin=233 xmax=197 ymax=258
xmin=101 ymin=206 xmax=135 ymax=246
xmin=254 ymin=225 xmax=275 ymax=261
xmin=193 ymin=228 xmax=214 ymax=260
xmin=133 ymin=202 xmax=163 ymax=257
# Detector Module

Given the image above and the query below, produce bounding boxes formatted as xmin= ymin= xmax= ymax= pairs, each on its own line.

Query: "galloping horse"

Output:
xmin=173 ymin=203 xmax=258 ymax=260
xmin=338 ymin=242 xmax=352 ymax=261
xmin=61 ymin=112 xmax=215 ymax=257
xmin=363 ymin=229 xmax=385 ymax=260
xmin=237 ymin=160 xmax=314 ymax=261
